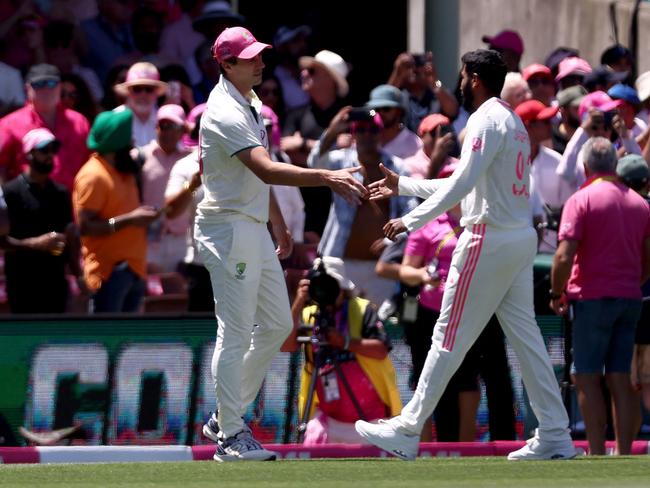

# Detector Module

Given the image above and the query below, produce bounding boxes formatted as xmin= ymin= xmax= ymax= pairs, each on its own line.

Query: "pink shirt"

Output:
xmin=558 ymin=174 xmax=650 ymax=300
xmin=0 ymin=104 xmax=90 ymax=191
xmin=404 ymin=212 xmax=461 ymax=311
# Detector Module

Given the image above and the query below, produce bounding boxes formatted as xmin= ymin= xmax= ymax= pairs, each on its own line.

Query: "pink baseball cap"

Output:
xmin=157 ymin=104 xmax=187 ymax=126
xmin=522 ymin=63 xmax=552 ymax=82
xmin=22 ymin=128 xmax=59 ymax=154
xmin=417 ymin=113 xmax=450 ymax=137
xmin=577 ymin=90 xmax=622 ymax=120
xmin=482 ymin=30 xmax=524 ymax=56
xmin=212 ymin=27 xmax=271 ymax=63
xmin=555 ymin=57 xmax=592 ymax=82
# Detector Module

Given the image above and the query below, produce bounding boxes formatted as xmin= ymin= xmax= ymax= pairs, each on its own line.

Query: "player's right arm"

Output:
xmin=236 ymin=145 xmax=367 ymax=205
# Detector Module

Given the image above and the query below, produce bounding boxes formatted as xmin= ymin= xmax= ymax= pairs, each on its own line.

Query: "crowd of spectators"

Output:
xmin=1 ymin=0 xmax=649 ymax=448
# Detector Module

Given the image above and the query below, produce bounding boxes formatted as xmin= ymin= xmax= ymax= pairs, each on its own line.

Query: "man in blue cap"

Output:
xmin=607 ymin=83 xmax=648 ymax=140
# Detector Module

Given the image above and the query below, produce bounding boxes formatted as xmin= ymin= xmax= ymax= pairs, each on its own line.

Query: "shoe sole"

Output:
xmin=355 ymin=422 xmax=416 ymax=461
xmin=507 ymin=450 xmax=578 ymax=461
xmin=213 ymin=453 xmax=277 ymax=462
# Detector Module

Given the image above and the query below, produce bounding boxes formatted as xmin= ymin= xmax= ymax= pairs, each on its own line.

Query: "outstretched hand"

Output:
xmin=326 ymin=166 xmax=368 ymax=205
xmin=383 ymin=218 xmax=407 ymax=241
xmin=367 ymin=163 xmax=400 ymax=201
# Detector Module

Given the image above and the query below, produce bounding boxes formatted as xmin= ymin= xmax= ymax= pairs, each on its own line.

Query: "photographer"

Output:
xmin=282 ymin=257 xmax=401 ymax=444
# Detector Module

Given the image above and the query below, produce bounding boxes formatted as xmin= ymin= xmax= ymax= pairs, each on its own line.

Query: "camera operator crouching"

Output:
xmin=281 ymin=257 xmax=402 ymax=444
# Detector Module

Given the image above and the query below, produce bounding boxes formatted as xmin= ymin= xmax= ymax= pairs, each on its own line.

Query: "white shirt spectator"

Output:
xmin=382 ymin=127 xmax=423 ymax=163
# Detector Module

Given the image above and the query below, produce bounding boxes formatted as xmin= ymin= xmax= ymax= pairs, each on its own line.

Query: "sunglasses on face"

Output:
xmin=353 ymin=126 xmax=381 ymax=135
xmin=130 ymin=85 xmax=155 ymax=94
xmin=31 ymin=79 xmax=59 ymax=90
xmin=158 ymin=121 xmax=183 ymax=131
xmin=527 ymin=77 xmax=553 ymax=88
xmin=35 ymin=142 xmax=60 ymax=155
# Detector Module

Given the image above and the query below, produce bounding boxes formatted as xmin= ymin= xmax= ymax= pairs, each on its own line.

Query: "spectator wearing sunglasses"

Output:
xmin=0 ymin=64 xmax=90 ymax=191
xmin=113 ymin=62 xmax=169 ymax=148
xmin=522 ymin=64 xmax=556 ymax=107
xmin=1 ymin=128 xmax=84 ymax=313
xmin=307 ymin=107 xmax=418 ymax=304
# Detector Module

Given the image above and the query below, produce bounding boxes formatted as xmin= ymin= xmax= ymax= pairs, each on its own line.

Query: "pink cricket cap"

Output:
xmin=22 ymin=128 xmax=58 ymax=154
xmin=577 ymin=90 xmax=622 ymax=120
xmin=212 ymin=27 xmax=271 ymax=63
xmin=555 ymin=57 xmax=592 ymax=82
xmin=482 ymin=30 xmax=524 ymax=56
xmin=157 ymin=104 xmax=187 ymax=126
xmin=418 ymin=113 xmax=450 ymax=137
xmin=522 ymin=63 xmax=552 ymax=82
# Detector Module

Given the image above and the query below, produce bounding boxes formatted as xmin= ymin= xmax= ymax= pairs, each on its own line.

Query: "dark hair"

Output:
xmin=101 ymin=63 xmax=130 ymax=110
xmin=461 ymin=49 xmax=508 ymax=95
xmin=61 ymin=73 xmax=97 ymax=123
xmin=43 ymin=20 xmax=75 ymax=48
xmin=601 ymin=44 xmax=632 ymax=66
xmin=159 ymin=64 xmax=191 ymax=87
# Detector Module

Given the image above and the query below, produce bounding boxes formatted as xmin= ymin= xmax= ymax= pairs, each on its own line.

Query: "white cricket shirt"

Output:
xmin=197 ymin=76 xmax=270 ymax=223
xmin=399 ymin=97 xmax=532 ymax=231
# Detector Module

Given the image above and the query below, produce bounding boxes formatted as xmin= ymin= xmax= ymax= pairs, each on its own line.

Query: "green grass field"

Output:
xmin=1 ymin=457 xmax=649 ymax=488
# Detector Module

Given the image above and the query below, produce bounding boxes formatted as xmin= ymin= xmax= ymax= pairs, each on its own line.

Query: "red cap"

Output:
xmin=522 ymin=63 xmax=552 ymax=82
xmin=482 ymin=30 xmax=524 ymax=56
xmin=515 ymin=100 xmax=559 ymax=124
xmin=212 ymin=27 xmax=271 ymax=63
xmin=417 ymin=114 xmax=450 ymax=137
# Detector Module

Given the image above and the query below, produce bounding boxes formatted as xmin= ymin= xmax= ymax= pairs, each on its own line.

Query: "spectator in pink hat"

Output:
xmin=523 ymin=63 xmax=556 ymax=106
xmin=1 ymin=127 xmax=84 ymax=313
xmin=0 ymin=63 xmax=90 ymax=191
xmin=482 ymin=29 xmax=524 ymax=72
xmin=140 ymin=104 xmax=191 ymax=271
xmin=555 ymin=57 xmax=592 ymax=91
xmin=114 ymin=62 xmax=169 ymax=147
xmin=401 ymin=113 xmax=459 ymax=180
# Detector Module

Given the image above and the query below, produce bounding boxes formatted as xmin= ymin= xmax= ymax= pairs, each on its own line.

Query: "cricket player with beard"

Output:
xmin=195 ymin=27 xmax=366 ymax=461
xmin=355 ymin=49 xmax=577 ymax=461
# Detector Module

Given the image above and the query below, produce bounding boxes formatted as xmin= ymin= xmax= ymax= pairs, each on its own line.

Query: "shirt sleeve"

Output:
xmin=402 ymin=115 xmax=502 ymax=231
xmin=165 ymin=156 xmax=195 ymax=198
xmin=557 ymin=193 xmax=583 ymax=242
xmin=204 ymin=109 xmax=262 ymax=157
xmin=556 ymin=127 xmax=588 ymax=189
xmin=361 ymin=304 xmax=392 ymax=351
xmin=404 ymin=226 xmax=428 ymax=257
xmin=73 ymin=171 xmax=109 ymax=215
xmin=398 ymin=175 xmax=446 ymax=198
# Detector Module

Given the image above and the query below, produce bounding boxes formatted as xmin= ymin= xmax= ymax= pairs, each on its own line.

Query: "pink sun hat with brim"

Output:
xmin=157 ymin=104 xmax=187 ymax=127
xmin=114 ymin=62 xmax=168 ymax=97
xmin=577 ymin=90 xmax=622 ymax=120
xmin=22 ymin=128 xmax=59 ymax=154
xmin=212 ymin=26 xmax=271 ymax=63
xmin=555 ymin=57 xmax=592 ymax=82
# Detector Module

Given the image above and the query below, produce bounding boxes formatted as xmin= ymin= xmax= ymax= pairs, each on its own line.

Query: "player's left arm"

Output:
xmin=401 ymin=116 xmax=501 ymax=231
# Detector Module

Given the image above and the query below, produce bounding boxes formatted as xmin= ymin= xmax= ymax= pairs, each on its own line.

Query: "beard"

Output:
xmin=32 ymin=160 xmax=54 ymax=175
xmin=461 ymin=82 xmax=475 ymax=113
xmin=114 ymin=147 xmax=143 ymax=174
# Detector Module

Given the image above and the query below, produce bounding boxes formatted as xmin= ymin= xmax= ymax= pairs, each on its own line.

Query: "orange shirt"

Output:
xmin=73 ymin=154 xmax=146 ymax=291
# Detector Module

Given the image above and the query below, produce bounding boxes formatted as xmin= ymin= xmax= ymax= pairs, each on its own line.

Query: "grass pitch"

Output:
xmin=1 ymin=456 xmax=649 ymax=487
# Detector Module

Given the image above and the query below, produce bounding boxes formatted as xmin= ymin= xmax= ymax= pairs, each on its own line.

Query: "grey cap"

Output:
xmin=556 ymin=85 xmax=587 ymax=107
xmin=617 ymin=154 xmax=650 ymax=187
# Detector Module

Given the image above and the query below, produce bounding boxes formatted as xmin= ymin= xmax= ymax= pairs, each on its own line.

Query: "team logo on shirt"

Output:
xmin=471 ymin=137 xmax=482 ymax=152
xmin=235 ymin=262 xmax=247 ymax=280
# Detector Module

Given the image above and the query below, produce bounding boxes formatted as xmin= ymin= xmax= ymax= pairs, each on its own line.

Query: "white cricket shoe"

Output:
xmin=355 ymin=419 xmax=419 ymax=461
xmin=507 ymin=436 xmax=577 ymax=461
xmin=215 ymin=429 xmax=278 ymax=462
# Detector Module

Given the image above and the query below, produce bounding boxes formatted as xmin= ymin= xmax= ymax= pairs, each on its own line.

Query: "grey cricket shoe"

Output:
xmin=215 ymin=429 xmax=278 ymax=462
xmin=355 ymin=419 xmax=419 ymax=461
xmin=507 ymin=436 xmax=578 ymax=461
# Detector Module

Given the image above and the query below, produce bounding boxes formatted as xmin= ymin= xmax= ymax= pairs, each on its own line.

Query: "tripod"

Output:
xmin=296 ymin=308 xmax=367 ymax=443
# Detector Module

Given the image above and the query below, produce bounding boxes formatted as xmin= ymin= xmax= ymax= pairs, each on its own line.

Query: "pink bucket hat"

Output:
xmin=212 ymin=26 xmax=271 ymax=63
xmin=555 ymin=57 xmax=592 ymax=82
xmin=157 ymin=104 xmax=187 ymax=127
xmin=578 ymin=90 xmax=622 ymax=120
xmin=22 ymin=128 xmax=59 ymax=154
xmin=114 ymin=62 xmax=168 ymax=97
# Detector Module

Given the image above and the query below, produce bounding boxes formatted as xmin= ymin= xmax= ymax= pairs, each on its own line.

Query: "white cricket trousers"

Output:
xmin=395 ymin=224 xmax=571 ymax=442
xmin=195 ymin=217 xmax=292 ymax=437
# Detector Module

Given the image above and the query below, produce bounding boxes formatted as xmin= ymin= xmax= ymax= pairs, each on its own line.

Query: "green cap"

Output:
xmin=617 ymin=154 xmax=650 ymax=187
xmin=87 ymin=109 xmax=133 ymax=154
xmin=556 ymin=85 xmax=587 ymax=107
